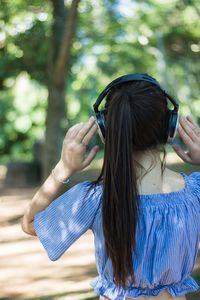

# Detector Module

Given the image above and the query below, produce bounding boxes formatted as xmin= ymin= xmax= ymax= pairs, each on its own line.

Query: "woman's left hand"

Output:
xmin=59 ymin=116 xmax=99 ymax=174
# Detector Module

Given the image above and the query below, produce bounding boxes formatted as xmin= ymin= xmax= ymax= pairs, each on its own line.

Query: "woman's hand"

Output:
xmin=172 ymin=115 xmax=200 ymax=165
xmin=58 ymin=116 xmax=99 ymax=175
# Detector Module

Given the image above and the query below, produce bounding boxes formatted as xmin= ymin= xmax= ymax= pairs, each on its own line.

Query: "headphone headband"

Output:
xmin=93 ymin=73 xmax=179 ymax=113
xmin=92 ymin=73 xmax=180 ymax=145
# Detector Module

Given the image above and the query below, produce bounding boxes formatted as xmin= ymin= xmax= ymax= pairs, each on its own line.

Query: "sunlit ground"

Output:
xmin=0 ymin=169 xmax=99 ymax=300
xmin=0 ymin=152 xmax=200 ymax=300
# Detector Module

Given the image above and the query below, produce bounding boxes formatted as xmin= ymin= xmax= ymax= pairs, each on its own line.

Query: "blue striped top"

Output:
xmin=33 ymin=171 xmax=200 ymax=299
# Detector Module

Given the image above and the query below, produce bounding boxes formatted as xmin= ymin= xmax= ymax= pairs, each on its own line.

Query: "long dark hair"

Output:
xmin=86 ymin=80 xmax=168 ymax=289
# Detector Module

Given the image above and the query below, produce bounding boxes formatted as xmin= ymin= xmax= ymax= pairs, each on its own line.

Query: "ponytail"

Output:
xmin=85 ymin=81 xmax=168 ymax=290
xmin=102 ymin=90 xmax=140 ymax=289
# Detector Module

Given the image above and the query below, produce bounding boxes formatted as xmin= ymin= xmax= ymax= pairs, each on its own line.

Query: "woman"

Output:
xmin=21 ymin=78 xmax=200 ymax=300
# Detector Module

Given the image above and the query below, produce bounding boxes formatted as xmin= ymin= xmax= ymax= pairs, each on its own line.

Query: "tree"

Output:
xmin=43 ymin=0 xmax=81 ymax=179
xmin=0 ymin=0 xmax=199 ymax=170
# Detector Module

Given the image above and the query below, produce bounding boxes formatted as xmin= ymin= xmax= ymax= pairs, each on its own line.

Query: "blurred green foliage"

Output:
xmin=0 ymin=0 xmax=199 ymax=163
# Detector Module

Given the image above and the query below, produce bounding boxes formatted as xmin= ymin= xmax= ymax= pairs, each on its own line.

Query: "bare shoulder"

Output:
xmin=164 ymin=168 xmax=186 ymax=191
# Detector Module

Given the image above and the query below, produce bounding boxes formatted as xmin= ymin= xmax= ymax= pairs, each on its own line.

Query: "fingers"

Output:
xmin=186 ymin=115 xmax=200 ymax=138
xmin=75 ymin=116 xmax=96 ymax=143
xmin=179 ymin=116 xmax=199 ymax=143
xmin=177 ymin=123 xmax=194 ymax=148
xmin=81 ymin=122 xmax=98 ymax=145
xmin=179 ymin=115 xmax=200 ymax=144
xmin=68 ymin=123 xmax=83 ymax=138
xmin=173 ymin=114 xmax=200 ymax=165
xmin=82 ymin=145 xmax=99 ymax=168
xmin=172 ymin=144 xmax=192 ymax=163
xmin=66 ymin=117 xmax=98 ymax=148
xmin=186 ymin=115 xmax=199 ymax=129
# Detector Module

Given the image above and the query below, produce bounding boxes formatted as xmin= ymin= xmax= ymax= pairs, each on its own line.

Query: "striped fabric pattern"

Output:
xmin=34 ymin=171 xmax=200 ymax=300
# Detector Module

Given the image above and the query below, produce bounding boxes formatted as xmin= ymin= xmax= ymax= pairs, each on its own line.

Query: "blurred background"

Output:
xmin=0 ymin=0 xmax=200 ymax=299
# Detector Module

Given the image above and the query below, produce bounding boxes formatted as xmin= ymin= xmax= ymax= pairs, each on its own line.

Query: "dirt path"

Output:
xmin=0 ymin=187 xmax=100 ymax=300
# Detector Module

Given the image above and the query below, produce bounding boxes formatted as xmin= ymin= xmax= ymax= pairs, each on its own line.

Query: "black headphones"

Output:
xmin=93 ymin=73 xmax=180 ymax=145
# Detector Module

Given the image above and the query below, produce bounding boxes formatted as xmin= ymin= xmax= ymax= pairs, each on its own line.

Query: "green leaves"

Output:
xmin=0 ymin=0 xmax=200 ymax=163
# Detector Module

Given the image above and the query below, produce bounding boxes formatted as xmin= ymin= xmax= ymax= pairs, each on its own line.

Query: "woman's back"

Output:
xmin=100 ymin=168 xmax=187 ymax=300
xmin=99 ymin=168 xmax=189 ymax=300
xmin=137 ymin=167 xmax=185 ymax=196
xmin=90 ymin=170 xmax=200 ymax=300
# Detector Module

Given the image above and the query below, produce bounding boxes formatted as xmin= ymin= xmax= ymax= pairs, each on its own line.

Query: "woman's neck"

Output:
xmin=134 ymin=149 xmax=163 ymax=180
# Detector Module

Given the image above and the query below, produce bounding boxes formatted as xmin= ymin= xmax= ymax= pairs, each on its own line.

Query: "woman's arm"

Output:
xmin=21 ymin=161 xmax=74 ymax=236
xmin=21 ymin=116 xmax=99 ymax=236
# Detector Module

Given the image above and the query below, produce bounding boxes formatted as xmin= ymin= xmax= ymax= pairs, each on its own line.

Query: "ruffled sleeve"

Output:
xmin=189 ymin=171 xmax=200 ymax=199
xmin=33 ymin=180 xmax=101 ymax=261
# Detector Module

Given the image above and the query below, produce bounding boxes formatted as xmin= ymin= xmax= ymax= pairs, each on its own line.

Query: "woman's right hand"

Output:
xmin=172 ymin=115 xmax=200 ymax=166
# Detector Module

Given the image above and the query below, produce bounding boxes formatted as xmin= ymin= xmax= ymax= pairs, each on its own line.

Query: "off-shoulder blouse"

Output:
xmin=33 ymin=171 xmax=200 ymax=299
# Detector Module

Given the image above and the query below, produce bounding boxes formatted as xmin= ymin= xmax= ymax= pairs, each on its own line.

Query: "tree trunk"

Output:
xmin=42 ymin=0 xmax=81 ymax=180
xmin=43 ymin=85 xmax=66 ymax=179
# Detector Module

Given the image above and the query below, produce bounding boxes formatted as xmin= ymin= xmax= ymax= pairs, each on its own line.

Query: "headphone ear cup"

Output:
xmin=95 ymin=111 xmax=106 ymax=144
xmin=166 ymin=110 xmax=179 ymax=144
xmin=164 ymin=109 xmax=171 ymax=143
xmin=101 ymin=109 xmax=106 ymax=129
